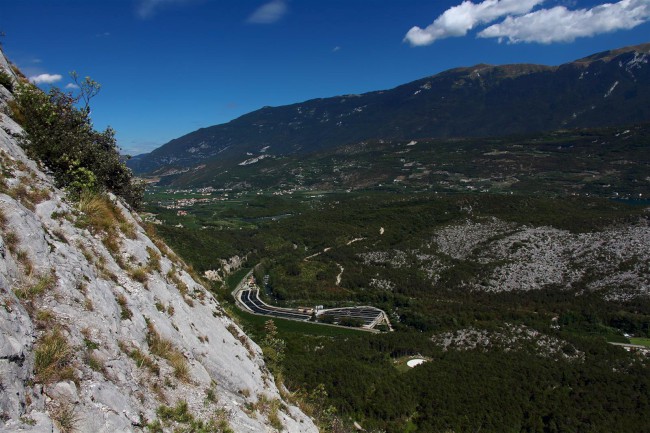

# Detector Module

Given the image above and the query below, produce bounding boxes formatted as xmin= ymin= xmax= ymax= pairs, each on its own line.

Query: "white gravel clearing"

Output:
xmin=407 ymin=358 xmax=427 ymax=368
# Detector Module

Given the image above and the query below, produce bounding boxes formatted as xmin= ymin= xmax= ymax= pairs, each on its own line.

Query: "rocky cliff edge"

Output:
xmin=0 ymin=49 xmax=318 ymax=433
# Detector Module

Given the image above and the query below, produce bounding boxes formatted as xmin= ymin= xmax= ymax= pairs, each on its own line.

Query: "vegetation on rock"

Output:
xmin=11 ymin=80 xmax=144 ymax=208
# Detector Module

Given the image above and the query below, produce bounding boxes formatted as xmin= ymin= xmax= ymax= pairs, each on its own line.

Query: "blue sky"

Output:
xmin=2 ymin=0 xmax=649 ymax=155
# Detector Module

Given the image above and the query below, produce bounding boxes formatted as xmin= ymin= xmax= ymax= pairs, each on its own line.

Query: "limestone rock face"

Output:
xmin=0 ymin=50 xmax=317 ymax=433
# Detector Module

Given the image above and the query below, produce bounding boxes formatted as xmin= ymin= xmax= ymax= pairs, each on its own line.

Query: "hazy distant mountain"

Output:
xmin=128 ymin=43 xmax=650 ymax=176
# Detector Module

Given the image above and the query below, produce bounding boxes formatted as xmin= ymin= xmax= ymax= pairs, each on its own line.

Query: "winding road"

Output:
xmin=232 ymin=268 xmax=392 ymax=331
xmin=238 ymin=288 xmax=312 ymax=321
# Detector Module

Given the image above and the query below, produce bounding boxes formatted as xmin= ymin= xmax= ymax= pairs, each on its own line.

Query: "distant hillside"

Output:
xmin=150 ymin=122 xmax=650 ymax=195
xmin=129 ymin=43 xmax=650 ymax=177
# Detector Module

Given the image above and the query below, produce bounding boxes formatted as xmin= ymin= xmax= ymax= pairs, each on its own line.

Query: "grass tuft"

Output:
xmin=149 ymin=400 xmax=234 ymax=433
xmin=15 ymin=249 xmax=34 ymax=275
xmin=115 ymin=294 xmax=133 ymax=320
xmin=146 ymin=322 xmax=190 ymax=382
xmin=15 ymin=271 xmax=57 ymax=300
xmin=129 ymin=266 xmax=149 ymax=283
xmin=146 ymin=246 xmax=162 ymax=273
xmin=51 ymin=401 xmax=81 ymax=433
xmin=4 ymin=231 xmax=19 ymax=253
xmin=34 ymin=328 xmax=74 ymax=384
xmin=125 ymin=345 xmax=160 ymax=376
xmin=85 ymin=351 xmax=106 ymax=374
xmin=77 ymin=191 xmax=118 ymax=233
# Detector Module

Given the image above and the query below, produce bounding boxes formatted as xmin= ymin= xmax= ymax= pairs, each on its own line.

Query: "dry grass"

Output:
xmin=168 ymin=351 xmax=189 ymax=381
xmin=120 ymin=220 xmax=138 ymax=240
xmin=227 ymin=323 xmax=256 ymax=358
xmin=4 ymin=231 xmax=18 ymax=253
xmin=120 ymin=341 xmax=160 ymax=376
xmin=0 ymin=207 xmax=7 ymax=229
xmin=94 ymin=254 xmax=117 ymax=282
xmin=15 ymin=249 xmax=34 ymax=275
xmin=34 ymin=308 xmax=56 ymax=330
xmin=50 ymin=401 xmax=81 ymax=433
xmin=251 ymin=394 xmax=283 ymax=431
xmin=166 ymin=268 xmax=195 ymax=306
xmin=34 ymin=328 xmax=75 ymax=384
xmin=14 ymin=271 xmax=56 ymax=301
xmin=129 ymin=266 xmax=149 ymax=283
xmin=76 ymin=191 xmax=118 ymax=234
xmin=7 ymin=183 xmax=32 ymax=209
xmin=76 ymin=241 xmax=93 ymax=262
xmin=28 ymin=186 xmax=51 ymax=204
xmin=76 ymin=192 xmax=141 ymax=259
xmin=146 ymin=321 xmax=190 ymax=381
xmin=85 ymin=351 xmax=106 ymax=374
xmin=102 ymin=236 xmax=121 ymax=256
xmin=7 ymin=181 xmax=50 ymax=211
xmin=146 ymin=246 xmax=161 ymax=273
xmin=144 ymin=223 xmax=173 ymax=256
xmin=115 ymin=293 xmax=132 ymax=320
xmin=51 ymin=228 xmax=68 ymax=244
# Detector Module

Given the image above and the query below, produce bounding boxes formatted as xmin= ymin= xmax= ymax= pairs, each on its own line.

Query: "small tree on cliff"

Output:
xmin=13 ymin=78 xmax=144 ymax=208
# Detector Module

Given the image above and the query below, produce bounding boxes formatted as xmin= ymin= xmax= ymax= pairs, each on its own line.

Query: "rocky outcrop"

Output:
xmin=433 ymin=217 xmax=650 ymax=299
xmin=0 ymin=50 xmax=317 ymax=433
xmin=204 ymin=255 xmax=246 ymax=283
xmin=431 ymin=323 xmax=584 ymax=361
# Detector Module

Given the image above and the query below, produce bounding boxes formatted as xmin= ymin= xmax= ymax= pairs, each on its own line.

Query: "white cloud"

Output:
xmin=136 ymin=0 xmax=196 ymax=18
xmin=65 ymin=83 xmax=80 ymax=89
xmin=478 ymin=0 xmax=650 ymax=43
xmin=247 ymin=0 xmax=288 ymax=24
xmin=332 ymin=46 xmax=341 ymax=52
xmin=404 ymin=0 xmax=544 ymax=46
xmin=29 ymin=73 xmax=62 ymax=84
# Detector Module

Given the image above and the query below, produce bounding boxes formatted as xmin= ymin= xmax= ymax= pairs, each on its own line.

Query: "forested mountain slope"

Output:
xmin=129 ymin=43 xmax=650 ymax=177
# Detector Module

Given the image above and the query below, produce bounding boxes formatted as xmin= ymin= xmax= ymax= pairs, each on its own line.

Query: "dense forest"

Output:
xmin=147 ymin=190 xmax=650 ymax=432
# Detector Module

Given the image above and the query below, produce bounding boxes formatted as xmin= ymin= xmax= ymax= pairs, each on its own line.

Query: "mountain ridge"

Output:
xmin=128 ymin=42 xmax=650 ymax=176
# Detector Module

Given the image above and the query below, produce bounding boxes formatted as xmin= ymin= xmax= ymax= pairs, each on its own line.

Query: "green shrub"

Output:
xmin=0 ymin=69 xmax=13 ymax=92
xmin=14 ymin=81 xmax=144 ymax=208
